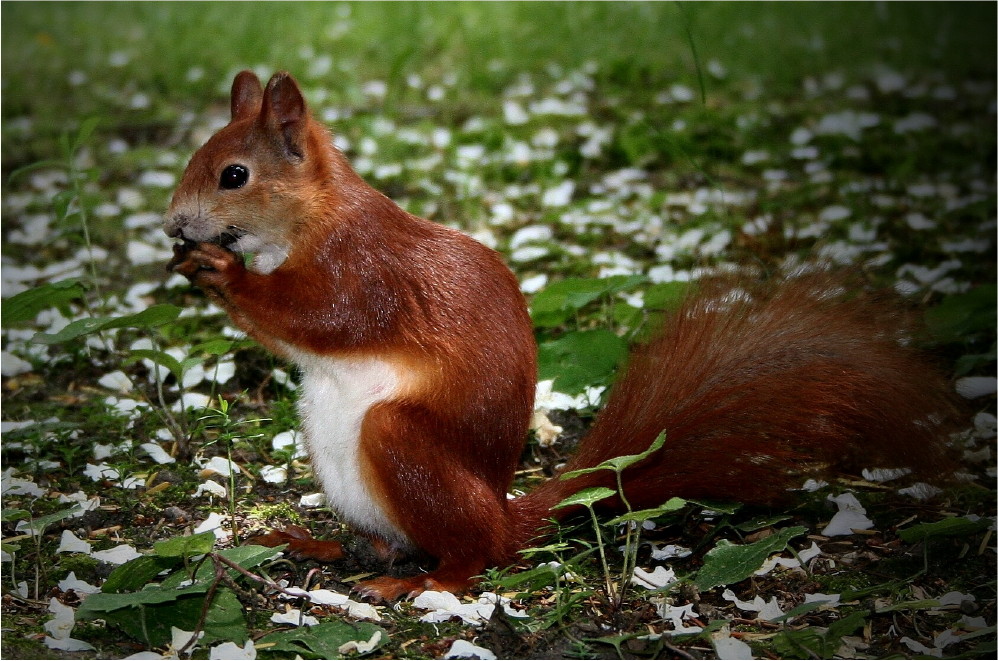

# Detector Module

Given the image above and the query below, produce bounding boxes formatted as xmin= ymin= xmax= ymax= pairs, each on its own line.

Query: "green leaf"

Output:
xmin=200 ymin=588 xmax=250 ymax=645
xmin=80 ymin=583 xmax=210 ymax=613
xmin=606 ymin=497 xmax=687 ymax=525
xmin=771 ymin=599 xmax=833 ymax=623
xmin=72 ymin=117 xmax=101 ymax=152
xmin=735 ymin=514 xmax=792 ymax=532
xmin=0 ymin=420 xmax=79 ymax=441
xmin=643 ymin=281 xmax=691 ymax=311
xmin=586 ymin=632 xmax=641 ymax=657
xmin=688 ymin=499 xmax=743 ymax=515
xmin=1 ymin=509 xmax=30 ymax=523
xmin=873 ymin=599 xmax=944 ymax=614
xmin=257 ymin=621 xmax=387 ymax=659
xmin=102 ymin=555 xmax=182 ymax=593
xmin=191 ymin=338 xmax=237 ymax=356
xmin=20 ymin=505 xmax=82 ymax=536
xmin=7 ymin=158 xmax=66 ymax=183
xmin=493 ymin=562 xmax=566 ymax=590
xmin=553 ymin=486 xmax=618 ymax=510
xmin=537 ymin=329 xmax=628 ymax=395
xmin=52 ymin=189 xmax=75 ymax=220
xmin=81 ymin=587 xmax=246 ymax=648
xmin=562 ymin=431 xmax=666 ymax=479
xmin=32 ymin=304 xmax=182 ymax=344
xmin=163 ymin=544 xmax=284 ymax=587
xmin=924 ymin=284 xmax=997 ymax=345
xmin=954 ymin=342 xmax=997 ymax=377
xmin=898 ymin=516 xmax=991 ymax=543
xmin=126 ymin=349 xmax=184 ymax=381
xmin=1 ymin=279 xmax=86 ymax=326
xmin=694 ymin=526 xmax=808 ymax=590
xmin=597 ymin=430 xmax=667 ymax=473
xmin=180 ymin=355 xmax=207 ymax=375
xmin=531 ymin=275 xmax=648 ymax=327
xmin=771 ymin=610 xmax=869 ymax=658
xmin=154 ymin=531 xmax=217 ymax=558
xmin=826 ymin=609 xmax=870 ymax=640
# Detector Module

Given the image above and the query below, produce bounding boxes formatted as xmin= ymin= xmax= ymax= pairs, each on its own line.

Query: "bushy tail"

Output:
xmin=511 ymin=272 xmax=957 ymax=548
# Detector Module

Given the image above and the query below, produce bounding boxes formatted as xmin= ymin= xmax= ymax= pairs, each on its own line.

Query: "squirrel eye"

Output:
xmin=219 ymin=164 xmax=249 ymax=190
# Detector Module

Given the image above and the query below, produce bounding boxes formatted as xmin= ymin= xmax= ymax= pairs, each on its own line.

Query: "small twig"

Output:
xmin=303 ymin=567 xmax=323 ymax=592
xmin=660 ymin=638 xmax=696 ymax=660
xmin=174 ymin=548 xmax=299 ymax=657
xmin=211 ymin=551 xmax=303 ymax=599
xmin=178 ymin=559 xmax=224 ymax=657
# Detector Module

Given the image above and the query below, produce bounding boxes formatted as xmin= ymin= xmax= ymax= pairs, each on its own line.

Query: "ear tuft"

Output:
xmin=230 ymin=70 xmax=264 ymax=121
xmin=261 ymin=71 xmax=308 ymax=159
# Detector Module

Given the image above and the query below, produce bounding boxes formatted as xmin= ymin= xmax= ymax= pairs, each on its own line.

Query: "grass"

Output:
xmin=3 ymin=2 xmax=995 ymax=161
xmin=2 ymin=1 xmax=996 ymax=659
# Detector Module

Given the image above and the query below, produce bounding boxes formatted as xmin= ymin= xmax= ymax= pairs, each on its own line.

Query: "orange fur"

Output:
xmin=166 ymin=71 xmax=955 ymax=602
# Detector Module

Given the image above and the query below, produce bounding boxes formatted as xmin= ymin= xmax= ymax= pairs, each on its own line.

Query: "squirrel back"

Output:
xmin=166 ymin=71 xmax=956 ymax=602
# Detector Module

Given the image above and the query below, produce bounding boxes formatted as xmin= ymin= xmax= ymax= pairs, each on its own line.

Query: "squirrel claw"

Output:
xmin=352 ymin=576 xmax=432 ymax=603
xmin=167 ymin=240 xmax=196 ymax=272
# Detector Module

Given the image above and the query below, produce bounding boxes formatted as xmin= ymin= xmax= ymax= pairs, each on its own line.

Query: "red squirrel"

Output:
xmin=165 ymin=70 xmax=954 ymax=602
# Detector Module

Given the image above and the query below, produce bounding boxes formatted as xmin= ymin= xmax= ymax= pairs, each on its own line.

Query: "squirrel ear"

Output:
xmin=230 ymin=70 xmax=263 ymax=121
xmin=261 ymin=71 xmax=308 ymax=159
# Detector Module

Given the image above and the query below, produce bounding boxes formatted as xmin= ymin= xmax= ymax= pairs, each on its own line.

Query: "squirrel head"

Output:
xmin=165 ymin=70 xmax=336 ymax=274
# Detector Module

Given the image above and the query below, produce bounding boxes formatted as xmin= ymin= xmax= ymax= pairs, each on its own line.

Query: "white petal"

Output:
xmin=630 ymin=566 xmax=678 ymax=589
xmin=58 ymin=571 xmax=100 ymax=594
xmin=956 ymin=376 xmax=997 ymax=399
xmin=92 ymin=544 xmax=142 ymax=565
xmin=804 ymin=592 xmax=841 ymax=606
xmin=209 ymin=640 xmax=256 ymax=660
xmin=337 ymin=630 xmax=382 ymax=655
xmin=712 ymin=627 xmax=754 ymax=660
xmin=1 ymin=352 xmax=33 ymax=377
xmin=141 ymin=442 xmax=176 ymax=464
xmin=822 ymin=494 xmax=875 ymax=536
xmin=413 ymin=590 xmax=463 ymax=612
xmin=193 ymin=480 xmax=227 ymax=498
xmin=45 ymin=598 xmax=77 ymax=639
xmin=271 ymin=609 xmax=318 ymax=626
xmin=57 ymin=531 xmax=93 ymax=555
xmin=260 ymin=465 xmax=287 ymax=484
xmin=445 ymin=640 xmax=496 ymax=660
xmin=541 ymin=180 xmax=575 ymax=207
xmin=44 ymin=636 xmax=95 ymax=652
xmin=98 ymin=370 xmax=134 ymax=392
xmin=211 ymin=361 xmax=236 ymax=384
xmin=172 ymin=392 xmax=211 ymax=412
xmin=193 ymin=512 xmax=230 ymax=540
xmin=200 ymin=456 xmax=240 ymax=477
xmin=299 ymin=492 xmax=326 ymax=508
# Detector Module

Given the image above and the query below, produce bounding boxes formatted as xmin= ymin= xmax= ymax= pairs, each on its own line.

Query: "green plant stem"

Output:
xmin=226 ymin=437 xmax=240 ymax=545
xmin=614 ymin=469 xmax=640 ymax=608
xmin=148 ymin=335 xmax=186 ymax=443
xmin=585 ymin=504 xmax=617 ymax=605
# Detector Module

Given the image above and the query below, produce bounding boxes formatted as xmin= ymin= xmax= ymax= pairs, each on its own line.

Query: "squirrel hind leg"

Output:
xmin=353 ymin=402 xmax=522 ymax=601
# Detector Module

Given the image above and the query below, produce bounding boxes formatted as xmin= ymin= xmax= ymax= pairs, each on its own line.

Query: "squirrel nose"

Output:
xmin=163 ymin=213 xmax=190 ymax=239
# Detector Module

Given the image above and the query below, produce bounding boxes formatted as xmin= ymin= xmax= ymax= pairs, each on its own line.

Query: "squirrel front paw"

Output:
xmin=169 ymin=241 xmax=243 ymax=294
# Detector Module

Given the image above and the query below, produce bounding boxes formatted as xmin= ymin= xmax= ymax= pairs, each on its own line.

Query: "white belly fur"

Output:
xmin=290 ymin=351 xmax=411 ymax=548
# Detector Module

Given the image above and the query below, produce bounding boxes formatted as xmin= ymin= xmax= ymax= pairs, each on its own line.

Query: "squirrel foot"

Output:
xmin=353 ymin=567 xmax=478 ymax=603
xmin=246 ymin=525 xmax=345 ymax=562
